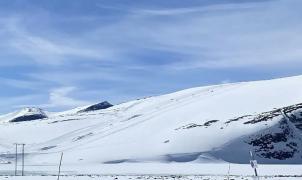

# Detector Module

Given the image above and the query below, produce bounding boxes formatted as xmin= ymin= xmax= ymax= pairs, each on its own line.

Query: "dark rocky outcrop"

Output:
xmin=78 ymin=101 xmax=113 ymax=113
xmin=247 ymin=118 xmax=300 ymax=160
xmin=244 ymin=103 xmax=302 ymax=125
xmin=9 ymin=108 xmax=48 ymax=123
xmin=10 ymin=114 xmax=47 ymax=122
xmin=175 ymin=120 xmax=219 ymax=130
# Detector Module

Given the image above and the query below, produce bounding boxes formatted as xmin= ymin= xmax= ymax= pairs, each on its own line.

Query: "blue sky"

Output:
xmin=1 ymin=0 xmax=302 ymax=113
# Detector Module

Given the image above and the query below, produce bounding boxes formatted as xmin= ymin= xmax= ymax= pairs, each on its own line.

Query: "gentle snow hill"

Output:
xmin=1 ymin=75 xmax=302 ymax=168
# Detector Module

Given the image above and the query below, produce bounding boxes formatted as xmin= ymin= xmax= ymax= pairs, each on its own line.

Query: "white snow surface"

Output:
xmin=1 ymin=75 xmax=302 ymax=176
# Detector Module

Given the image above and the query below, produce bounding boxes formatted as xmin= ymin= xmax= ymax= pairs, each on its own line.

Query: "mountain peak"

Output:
xmin=78 ymin=101 xmax=113 ymax=113
xmin=9 ymin=107 xmax=48 ymax=123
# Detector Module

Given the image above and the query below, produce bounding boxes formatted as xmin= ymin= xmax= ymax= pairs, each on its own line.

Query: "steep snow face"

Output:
xmin=1 ymin=76 xmax=302 ymax=166
xmin=0 ymin=107 xmax=47 ymax=123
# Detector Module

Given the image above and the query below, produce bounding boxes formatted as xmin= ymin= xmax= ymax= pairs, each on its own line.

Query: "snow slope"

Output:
xmin=1 ymin=75 xmax=302 ymax=171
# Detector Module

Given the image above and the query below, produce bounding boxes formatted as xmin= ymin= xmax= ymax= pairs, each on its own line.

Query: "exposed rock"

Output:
xmin=247 ymin=119 xmax=299 ymax=160
xmin=176 ymin=120 xmax=219 ymax=130
xmin=78 ymin=101 xmax=113 ymax=113
xmin=11 ymin=114 xmax=47 ymax=122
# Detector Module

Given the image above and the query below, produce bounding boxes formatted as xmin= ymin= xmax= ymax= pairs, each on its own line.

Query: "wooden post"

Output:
xmin=250 ymin=151 xmax=258 ymax=177
xmin=15 ymin=144 xmax=18 ymax=176
xmin=254 ymin=167 xmax=258 ymax=177
xmin=57 ymin=152 xmax=63 ymax=180
xmin=21 ymin=144 xmax=25 ymax=176
xmin=227 ymin=163 xmax=231 ymax=180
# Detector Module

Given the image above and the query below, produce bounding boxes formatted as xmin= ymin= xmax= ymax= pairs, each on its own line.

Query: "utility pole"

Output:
xmin=14 ymin=143 xmax=25 ymax=176
xmin=57 ymin=152 xmax=64 ymax=180
xmin=21 ymin=144 xmax=25 ymax=176
xmin=14 ymin=143 xmax=18 ymax=176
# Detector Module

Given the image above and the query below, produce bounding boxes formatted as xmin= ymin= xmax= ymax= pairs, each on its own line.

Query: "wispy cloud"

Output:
xmin=0 ymin=77 xmax=42 ymax=90
xmin=0 ymin=94 xmax=44 ymax=113
xmin=1 ymin=0 xmax=302 ymax=113
xmin=4 ymin=0 xmax=300 ymax=69
xmin=10 ymin=35 xmax=102 ymax=65
xmin=96 ymin=1 xmax=266 ymax=16
xmin=1 ymin=17 xmax=110 ymax=65
xmin=134 ymin=2 xmax=265 ymax=16
xmin=95 ymin=0 xmax=302 ymax=69
xmin=41 ymin=87 xmax=92 ymax=109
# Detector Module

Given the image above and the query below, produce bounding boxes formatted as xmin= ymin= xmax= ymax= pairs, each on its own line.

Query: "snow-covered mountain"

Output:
xmin=1 ymin=75 xmax=302 ymax=167
xmin=0 ymin=107 xmax=47 ymax=123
